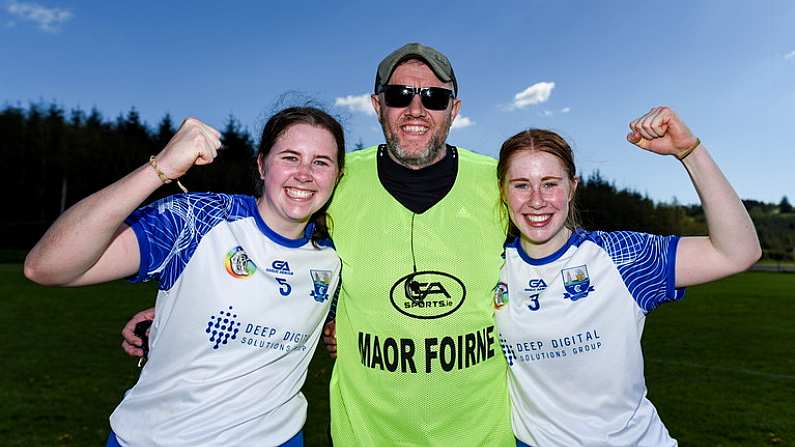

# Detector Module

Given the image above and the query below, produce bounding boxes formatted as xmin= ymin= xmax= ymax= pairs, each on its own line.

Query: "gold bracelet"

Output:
xmin=676 ymin=138 xmax=701 ymax=161
xmin=148 ymin=156 xmax=188 ymax=193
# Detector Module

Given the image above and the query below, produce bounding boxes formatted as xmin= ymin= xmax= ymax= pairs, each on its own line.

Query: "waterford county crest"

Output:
xmin=561 ymin=265 xmax=595 ymax=301
xmin=310 ymin=269 xmax=333 ymax=303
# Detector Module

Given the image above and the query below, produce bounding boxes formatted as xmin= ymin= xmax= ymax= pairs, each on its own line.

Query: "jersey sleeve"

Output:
xmin=124 ymin=193 xmax=234 ymax=289
xmin=591 ymin=230 xmax=685 ymax=313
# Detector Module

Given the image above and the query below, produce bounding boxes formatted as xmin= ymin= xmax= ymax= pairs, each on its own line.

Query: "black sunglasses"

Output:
xmin=379 ymin=85 xmax=455 ymax=111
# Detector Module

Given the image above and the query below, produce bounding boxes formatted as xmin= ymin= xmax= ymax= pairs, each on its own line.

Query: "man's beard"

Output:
xmin=380 ymin=112 xmax=452 ymax=170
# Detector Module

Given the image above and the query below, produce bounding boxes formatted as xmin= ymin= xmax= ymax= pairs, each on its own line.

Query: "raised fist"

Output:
xmin=627 ymin=106 xmax=699 ymax=158
xmin=153 ymin=117 xmax=223 ymax=180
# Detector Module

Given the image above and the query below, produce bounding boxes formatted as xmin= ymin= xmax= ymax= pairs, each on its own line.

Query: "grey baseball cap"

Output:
xmin=374 ymin=42 xmax=458 ymax=96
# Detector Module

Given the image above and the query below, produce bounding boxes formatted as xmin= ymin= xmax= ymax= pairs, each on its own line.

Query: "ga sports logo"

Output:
xmin=225 ymin=246 xmax=256 ymax=279
xmin=561 ymin=265 xmax=595 ymax=301
xmin=389 ymin=271 xmax=466 ymax=319
xmin=493 ymin=282 xmax=509 ymax=309
xmin=266 ymin=260 xmax=293 ymax=276
xmin=525 ymin=278 xmax=547 ymax=292
xmin=310 ymin=269 xmax=333 ymax=303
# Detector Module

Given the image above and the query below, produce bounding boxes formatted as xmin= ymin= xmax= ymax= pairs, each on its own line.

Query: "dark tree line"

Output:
xmin=745 ymin=201 xmax=795 ymax=262
xmin=575 ymin=171 xmax=705 ymax=237
xmin=1 ymin=103 xmax=792 ymax=261
xmin=1 ymin=103 xmax=257 ymax=249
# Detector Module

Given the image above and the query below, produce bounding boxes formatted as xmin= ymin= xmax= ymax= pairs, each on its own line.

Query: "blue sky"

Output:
xmin=2 ymin=1 xmax=792 ymax=204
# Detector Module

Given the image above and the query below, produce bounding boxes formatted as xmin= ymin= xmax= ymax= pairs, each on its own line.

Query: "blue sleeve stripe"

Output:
xmin=665 ymin=236 xmax=685 ymax=301
xmin=124 ymin=193 xmax=250 ymax=290
xmin=124 ymin=218 xmax=152 ymax=283
xmin=594 ymin=231 xmax=685 ymax=313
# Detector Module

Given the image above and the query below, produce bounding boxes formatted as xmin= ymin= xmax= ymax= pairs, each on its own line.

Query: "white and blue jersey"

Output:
xmin=109 ymin=193 xmax=340 ymax=447
xmin=495 ymin=229 xmax=684 ymax=447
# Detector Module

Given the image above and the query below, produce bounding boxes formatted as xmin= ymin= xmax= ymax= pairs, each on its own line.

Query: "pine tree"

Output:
xmin=779 ymin=196 xmax=793 ymax=213
xmin=156 ymin=113 xmax=176 ymax=149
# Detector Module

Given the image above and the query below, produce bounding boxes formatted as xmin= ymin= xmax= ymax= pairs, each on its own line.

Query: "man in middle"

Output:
xmin=326 ymin=42 xmax=513 ymax=446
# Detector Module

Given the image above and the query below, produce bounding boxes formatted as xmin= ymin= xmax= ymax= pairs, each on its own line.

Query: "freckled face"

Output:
xmin=503 ymin=150 xmax=577 ymax=258
xmin=257 ymin=123 xmax=340 ymax=238
xmin=371 ymin=59 xmax=461 ymax=169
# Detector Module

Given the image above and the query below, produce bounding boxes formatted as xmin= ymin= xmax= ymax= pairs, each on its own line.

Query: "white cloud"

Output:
xmin=785 ymin=50 xmax=795 ymax=60
xmin=335 ymin=94 xmax=375 ymax=116
xmin=451 ymin=115 xmax=474 ymax=129
xmin=561 ymin=107 xmax=571 ymax=113
xmin=5 ymin=0 xmax=72 ymax=32
xmin=511 ymin=81 xmax=555 ymax=109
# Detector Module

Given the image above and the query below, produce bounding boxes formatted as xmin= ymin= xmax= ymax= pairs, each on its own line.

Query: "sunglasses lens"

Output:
xmin=382 ymin=85 xmax=453 ymax=111
xmin=420 ymin=87 xmax=452 ymax=111
xmin=383 ymin=86 xmax=414 ymax=108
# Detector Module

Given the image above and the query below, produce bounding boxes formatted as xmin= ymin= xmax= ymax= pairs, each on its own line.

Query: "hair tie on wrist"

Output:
xmin=149 ymin=156 xmax=188 ymax=193
xmin=676 ymin=138 xmax=701 ymax=161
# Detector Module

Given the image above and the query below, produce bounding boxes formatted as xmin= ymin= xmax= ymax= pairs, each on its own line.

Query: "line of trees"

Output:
xmin=742 ymin=199 xmax=795 ymax=262
xmin=1 ymin=103 xmax=256 ymax=248
xmin=2 ymin=102 xmax=792 ymax=260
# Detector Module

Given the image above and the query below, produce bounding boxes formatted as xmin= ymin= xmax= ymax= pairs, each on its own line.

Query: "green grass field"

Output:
xmin=1 ymin=264 xmax=793 ymax=446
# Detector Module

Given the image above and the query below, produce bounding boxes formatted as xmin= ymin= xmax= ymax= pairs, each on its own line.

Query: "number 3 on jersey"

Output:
xmin=276 ymin=277 xmax=292 ymax=296
xmin=527 ymin=293 xmax=540 ymax=311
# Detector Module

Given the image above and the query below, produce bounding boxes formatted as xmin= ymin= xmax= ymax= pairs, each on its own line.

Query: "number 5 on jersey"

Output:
xmin=276 ymin=277 xmax=292 ymax=296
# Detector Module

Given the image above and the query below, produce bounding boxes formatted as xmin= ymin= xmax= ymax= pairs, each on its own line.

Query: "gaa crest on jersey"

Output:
xmin=224 ymin=246 xmax=257 ymax=279
xmin=309 ymin=269 xmax=333 ymax=303
xmin=493 ymin=282 xmax=509 ymax=309
xmin=561 ymin=265 xmax=595 ymax=301
xmin=205 ymin=305 xmax=242 ymax=349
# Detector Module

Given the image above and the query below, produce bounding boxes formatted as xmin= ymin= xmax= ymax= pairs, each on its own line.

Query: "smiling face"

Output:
xmin=502 ymin=150 xmax=578 ymax=259
xmin=256 ymin=123 xmax=340 ymax=239
xmin=371 ymin=59 xmax=461 ymax=169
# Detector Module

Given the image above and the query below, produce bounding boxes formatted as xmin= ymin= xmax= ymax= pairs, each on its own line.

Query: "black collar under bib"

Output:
xmin=376 ymin=144 xmax=458 ymax=214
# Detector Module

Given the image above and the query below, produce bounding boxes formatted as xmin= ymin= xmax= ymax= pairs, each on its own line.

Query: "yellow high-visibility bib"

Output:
xmin=328 ymin=146 xmax=513 ymax=446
